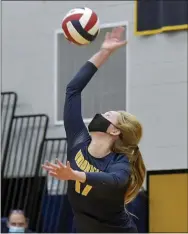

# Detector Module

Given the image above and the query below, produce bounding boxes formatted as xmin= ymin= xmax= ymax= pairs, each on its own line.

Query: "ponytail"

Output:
xmin=112 ymin=139 xmax=146 ymax=204
xmin=124 ymin=149 xmax=146 ymax=204
xmin=112 ymin=110 xmax=146 ymax=204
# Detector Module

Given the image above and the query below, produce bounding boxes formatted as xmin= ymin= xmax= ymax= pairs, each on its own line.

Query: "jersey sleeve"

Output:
xmin=85 ymin=159 xmax=131 ymax=189
xmin=64 ymin=61 xmax=98 ymax=151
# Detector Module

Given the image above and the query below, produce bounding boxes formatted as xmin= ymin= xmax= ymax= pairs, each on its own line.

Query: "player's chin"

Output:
xmin=90 ymin=131 xmax=108 ymax=136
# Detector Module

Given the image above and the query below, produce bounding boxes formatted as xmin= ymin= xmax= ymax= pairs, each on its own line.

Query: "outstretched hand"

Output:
xmin=101 ymin=27 xmax=127 ymax=52
xmin=42 ymin=159 xmax=76 ymax=181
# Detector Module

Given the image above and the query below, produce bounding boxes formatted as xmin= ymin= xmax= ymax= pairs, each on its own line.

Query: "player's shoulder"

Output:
xmin=113 ymin=153 xmax=129 ymax=164
xmin=108 ymin=153 xmax=131 ymax=173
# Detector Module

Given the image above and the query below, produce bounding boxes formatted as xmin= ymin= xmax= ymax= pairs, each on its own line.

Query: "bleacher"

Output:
xmin=1 ymin=91 xmax=73 ymax=232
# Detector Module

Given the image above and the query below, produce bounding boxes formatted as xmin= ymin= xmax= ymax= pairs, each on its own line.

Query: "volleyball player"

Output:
xmin=42 ymin=27 xmax=146 ymax=233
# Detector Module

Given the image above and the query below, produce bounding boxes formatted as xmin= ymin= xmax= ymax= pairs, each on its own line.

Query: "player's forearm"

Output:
xmin=72 ymin=170 xmax=127 ymax=189
xmin=85 ymin=172 xmax=126 ymax=188
xmin=89 ymin=48 xmax=112 ymax=68
xmin=66 ymin=48 xmax=111 ymax=94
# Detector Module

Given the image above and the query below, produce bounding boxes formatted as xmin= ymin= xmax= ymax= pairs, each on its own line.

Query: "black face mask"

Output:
xmin=88 ymin=114 xmax=112 ymax=133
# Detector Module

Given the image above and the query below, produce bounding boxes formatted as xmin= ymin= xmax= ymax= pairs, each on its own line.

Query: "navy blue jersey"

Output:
xmin=64 ymin=61 xmax=137 ymax=233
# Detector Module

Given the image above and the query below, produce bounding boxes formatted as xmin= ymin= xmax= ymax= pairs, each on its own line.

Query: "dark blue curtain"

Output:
xmin=127 ymin=190 xmax=148 ymax=233
xmin=135 ymin=0 xmax=188 ymax=35
xmin=41 ymin=194 xmax=73 ymax=233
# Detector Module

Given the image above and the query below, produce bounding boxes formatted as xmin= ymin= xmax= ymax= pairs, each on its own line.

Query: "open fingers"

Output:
xmin=42 ymin=165 xmax=55 ymax=171
xmin=67 ymin=161 xmax=71 ymax=169
xmin=45 ymin=161 xmax=60 ymax=169
xmin=42 ymin=164 xmax=59 ymax=173
xmin=111 ymin=27 xmax=125 ymax=40
xmin=56 ymin=159 xmax=65 ymax=168
xmin=105 ymin=32 xmax=111 ymax=40
xmin=117 ymin=40 xmax=128 ymax=47
xmin=49 ymin=171 xmax=58 ymax=177
xmin=110 ymin=27 xmax=119 ymax=38
xmin=118 ymin=27 xmax=126 ymax=41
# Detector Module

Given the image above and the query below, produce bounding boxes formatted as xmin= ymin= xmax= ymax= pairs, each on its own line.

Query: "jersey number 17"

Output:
xmin=75 ymin=181 xmax=92 ymax=196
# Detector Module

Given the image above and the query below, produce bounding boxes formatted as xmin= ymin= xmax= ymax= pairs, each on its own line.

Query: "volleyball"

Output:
xmin=62 ymin=7 xmax=100 ymax=45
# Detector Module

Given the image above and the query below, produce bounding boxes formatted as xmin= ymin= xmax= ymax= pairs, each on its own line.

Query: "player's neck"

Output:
xmin=88 ymin=134 xmax=114 ymax=158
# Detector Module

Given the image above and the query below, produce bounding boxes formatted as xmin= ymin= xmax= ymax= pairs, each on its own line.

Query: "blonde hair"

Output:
xmin=112 ymin=111 xmax=146 ymax=204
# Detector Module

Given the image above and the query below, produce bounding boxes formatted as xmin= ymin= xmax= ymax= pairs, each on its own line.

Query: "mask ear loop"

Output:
xmin=109 ymin=121 xmax=122 ymax=135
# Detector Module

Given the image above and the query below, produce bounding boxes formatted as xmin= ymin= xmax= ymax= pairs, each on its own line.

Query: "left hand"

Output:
xmin=42 ymin=159 xmax=76 ymax=181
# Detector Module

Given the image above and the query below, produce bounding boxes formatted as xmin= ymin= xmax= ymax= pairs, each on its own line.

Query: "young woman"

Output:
xmin=42 ymin=27 xmax=146 ymax=233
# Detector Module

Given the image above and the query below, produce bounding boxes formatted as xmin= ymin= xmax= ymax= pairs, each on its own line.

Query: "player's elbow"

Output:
xmin=66 ymin=84 xmax=74 ymax=93
xmin=65 ymin=84 xmax=78 ymax=97
xmin=66 ymin=77 xmax=82 ymax=95
xmin=111 ymin=174 xmax=128 ymax=189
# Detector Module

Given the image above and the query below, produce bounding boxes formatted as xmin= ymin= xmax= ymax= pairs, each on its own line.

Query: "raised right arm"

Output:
xmin=64 ymin=49 xmax=112 ymax=151
xmin=63 ymin=27 xmax=127 ymax=153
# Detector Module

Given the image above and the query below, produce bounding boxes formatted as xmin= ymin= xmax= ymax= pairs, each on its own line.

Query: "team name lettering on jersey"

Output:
xmin=74 ymin=150 xmax=99 ymax=196
xmin=75 ymin=150 xmax=100 ymax=172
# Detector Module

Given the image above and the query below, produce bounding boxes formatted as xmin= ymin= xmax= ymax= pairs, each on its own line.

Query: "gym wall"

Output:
xmin=2 ymin=1 xmax=187 ymax=172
